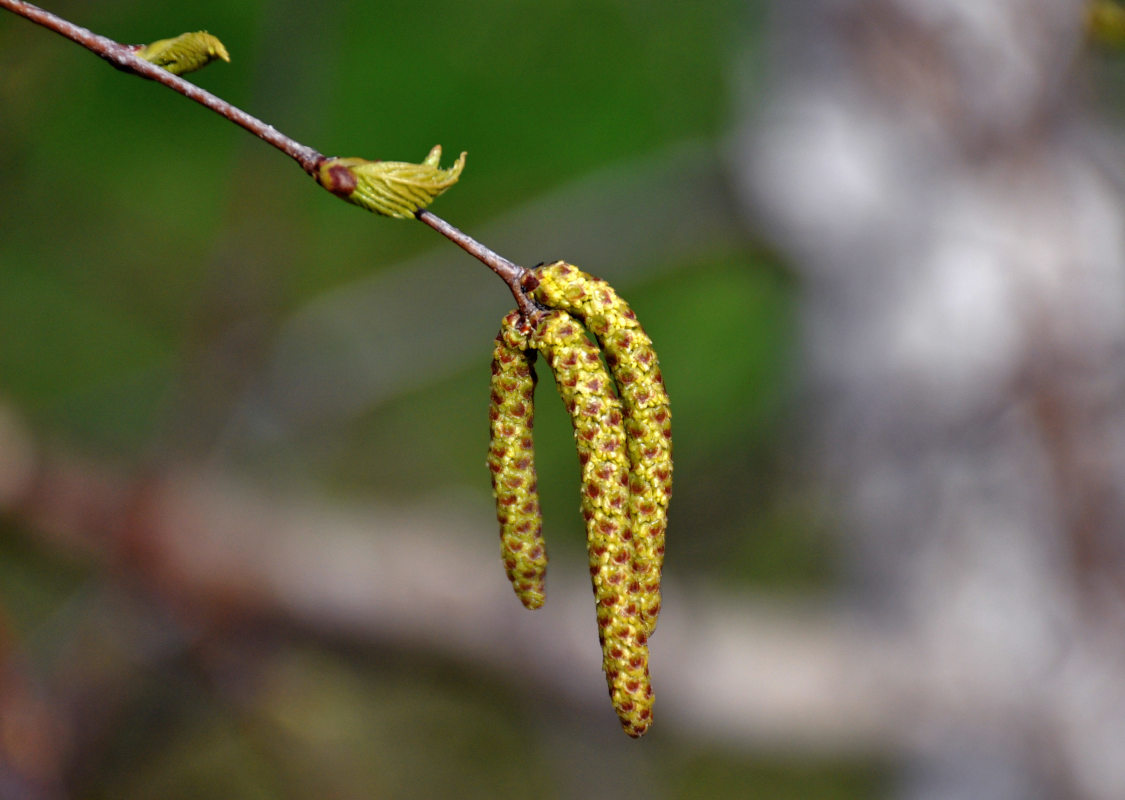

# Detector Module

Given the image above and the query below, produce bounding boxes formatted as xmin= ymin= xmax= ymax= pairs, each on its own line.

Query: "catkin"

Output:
xmin=528 ymin=262 xmax=672 ymax=635
xmin=488 ymin=312 xmax=547 ymax=610
xmin=529 ymin=310 xmax=654 ymax=738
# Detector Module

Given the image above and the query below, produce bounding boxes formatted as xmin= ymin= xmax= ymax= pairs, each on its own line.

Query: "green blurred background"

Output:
xmin=0 ymin=1 xmax=883 ymax=797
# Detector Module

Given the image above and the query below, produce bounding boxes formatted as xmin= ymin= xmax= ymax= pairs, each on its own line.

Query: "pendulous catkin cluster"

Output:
xmin=486 ymin=263 xmax=671 ymax=738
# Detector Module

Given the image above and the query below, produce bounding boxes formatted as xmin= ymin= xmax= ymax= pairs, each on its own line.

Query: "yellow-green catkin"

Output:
xmin=488 ymin=312 xmax=546 ymax=610
xmin=316 ymin=145 xmax=466 ymax=218
xmin=528 ymin=262 xmax=672 ymax=636
xmin=530 ymin=310 xmax=654 ymax=738
xmin=136 ymin=31 xmax=230 ymax=76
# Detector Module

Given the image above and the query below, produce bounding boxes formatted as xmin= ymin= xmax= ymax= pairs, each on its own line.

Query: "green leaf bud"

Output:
xmin=135 ymin=31 xmax=230 ymax=76
xmin=316 ymin=145 xmax=466 ymax=219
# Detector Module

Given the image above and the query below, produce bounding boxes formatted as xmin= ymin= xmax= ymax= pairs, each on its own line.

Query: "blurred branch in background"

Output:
xmin=0 ymin=398 xmax=1054 ymax=762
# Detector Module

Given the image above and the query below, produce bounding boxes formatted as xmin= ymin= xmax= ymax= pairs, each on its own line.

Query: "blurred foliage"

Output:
xmin=1088 ymin=0 xmax=1125 ymax=49
xmin=0 ymin=524 xmax=91 ymax=640
xmin=0 ymin=0 xmax=883 ymax=797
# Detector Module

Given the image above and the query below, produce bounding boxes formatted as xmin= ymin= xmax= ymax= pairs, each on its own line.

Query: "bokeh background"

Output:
xmin=3 ymin=1 xmax=1125 ymax=798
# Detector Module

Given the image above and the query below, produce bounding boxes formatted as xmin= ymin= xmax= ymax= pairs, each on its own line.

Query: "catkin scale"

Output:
xmin=488 ymin=313 xmax=547 ymax=610
xmin=529 ymin=262 xmax=672 ymax=635
xmin=529 ymin=310 xmax=654 ymax=737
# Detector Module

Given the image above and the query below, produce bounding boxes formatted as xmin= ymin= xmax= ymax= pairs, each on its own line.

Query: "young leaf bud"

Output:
xmin=316 ymin=145 xmax=466 ymax=219
xmin=489 ymin=312 xmax=547 ymax=610
xmin=135 ymin=31 xmax=230 ymax=76
xmin=530 ymin=310 xmax=654 ymax=738
xmin=530 ymin=262 xmax=671 ymax=636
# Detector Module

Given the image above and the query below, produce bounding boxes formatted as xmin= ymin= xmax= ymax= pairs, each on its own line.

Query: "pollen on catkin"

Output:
xmin=488 ymin=312 xmax=547 ymax=610
xmin=529 ymin=310 xmax=654 ymax=738
xmin=528 ymin=262 xmax=672 ymax=636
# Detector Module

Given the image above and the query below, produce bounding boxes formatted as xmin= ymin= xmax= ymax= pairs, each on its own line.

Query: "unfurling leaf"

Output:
xmin=316 ymin=145 xmax=467 ymax=219
xmin=136 ymin=31 xmax=230 ymax=76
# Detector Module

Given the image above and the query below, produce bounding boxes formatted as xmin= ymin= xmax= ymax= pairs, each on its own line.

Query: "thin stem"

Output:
xmin=416 ymin=211 xmax=535 ymax=318
xmin=0 ymin=0 xmax=535 ymax=311
xmin=0 ymin=0 xmax=323 ymax=174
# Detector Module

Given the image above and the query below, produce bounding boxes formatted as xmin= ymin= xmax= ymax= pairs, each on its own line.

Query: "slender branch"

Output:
xmin=0 ymin=0 xmax=323 ymax=173
xmin=416 ymin=210 xmax=535 ymax=319
xmin=0 ymin=0 xmax=536 ymax=315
